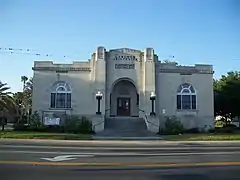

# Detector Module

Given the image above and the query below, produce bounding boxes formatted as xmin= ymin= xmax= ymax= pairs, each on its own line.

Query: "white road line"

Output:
xmin=0 ymin=150 xmax=240 ymax=156
xmin=1 ymin=145 xmax=240 ymax=150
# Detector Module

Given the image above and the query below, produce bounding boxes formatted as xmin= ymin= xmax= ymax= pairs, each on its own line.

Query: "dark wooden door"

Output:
xmin=117 ymin=98 xmax=131 ymax=116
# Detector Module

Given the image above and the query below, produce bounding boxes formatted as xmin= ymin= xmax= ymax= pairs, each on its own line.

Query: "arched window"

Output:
xmin=50 ymin=81 xmax=72 ymax=109
xmin=177 ymin=83 xmax=196 ymax=110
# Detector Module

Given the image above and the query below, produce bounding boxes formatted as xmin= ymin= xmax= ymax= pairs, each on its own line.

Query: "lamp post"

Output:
xmin=95 ymin=91 xmax=103 ymax=115
xmin=150 ymin=92 xmax=156 ymax=116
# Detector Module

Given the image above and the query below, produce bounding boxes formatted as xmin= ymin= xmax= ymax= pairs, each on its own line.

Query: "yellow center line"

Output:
xmin=0 ymin=161 xmax=240 ymax=167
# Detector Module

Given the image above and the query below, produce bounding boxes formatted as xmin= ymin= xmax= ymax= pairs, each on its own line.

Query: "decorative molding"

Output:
xmin=32 ymin=67 xmax=91 ymax=72
xmin=56 ymin=70 xmax=68 ymax=73
xmin=111 ymin=48 xmax=141 ymax=53
xmin=176 ymin=109 xmax=198 ymax=116
xmin=158 ymin=68 xmax=214 ymax=74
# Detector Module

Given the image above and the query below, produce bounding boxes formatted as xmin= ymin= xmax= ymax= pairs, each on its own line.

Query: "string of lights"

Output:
xmin=0 ymin=47 xmax=75 ymax=59
xmin=0 ymin=46 xmax=176 ymax=60
xmin=1 ymin=47 xmax=239 ymax=61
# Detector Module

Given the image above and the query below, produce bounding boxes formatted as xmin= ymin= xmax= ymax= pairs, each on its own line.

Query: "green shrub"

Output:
xmin=184 ymin=128 xmax=200 ymax=134
xmin=64 ymin=115 xmax=92 ymax=134
xmin=208 ymin=128 xmax=215 ymax=133
xmin=14 ymin=113 xmax=92 ymax=134
xmin=32 ymin=125 xmax=64 ymax=133
xmin=29 ymin=111 xmax=42 ymax=128
xmin=0 ymin=117 xmax=7 ymax=126
xmin=159 ymin=116 xmax=185 ymax=135
xmin=214 ymin=126 xmax=236 ymax=133
xmin=224 ymin=124 xmax=237 ymax=128
xmin=77 ymin=116 xmax=92 ymax=134
xmin=13 ymin=123 xmax=29 ymax=131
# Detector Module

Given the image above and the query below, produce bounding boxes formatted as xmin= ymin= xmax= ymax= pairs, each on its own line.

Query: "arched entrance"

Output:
xmin=110 ymin=79 xmax=139 ymax=117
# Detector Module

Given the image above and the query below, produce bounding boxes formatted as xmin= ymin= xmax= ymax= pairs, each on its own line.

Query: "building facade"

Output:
xmin=32 ymin=47 xmax=214 ymax=133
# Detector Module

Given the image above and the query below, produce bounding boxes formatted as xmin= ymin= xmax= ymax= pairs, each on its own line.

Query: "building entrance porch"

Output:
xmin=110 ymin=79 xmax=139 ymax=117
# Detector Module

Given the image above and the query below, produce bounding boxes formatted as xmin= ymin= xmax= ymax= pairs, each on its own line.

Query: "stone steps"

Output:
xmin=94 ymin=117 xmax=158 ymax=138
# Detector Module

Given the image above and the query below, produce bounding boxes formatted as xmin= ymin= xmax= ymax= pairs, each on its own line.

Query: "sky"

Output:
xmin=0 ymin=0 xmax=239 ymax=92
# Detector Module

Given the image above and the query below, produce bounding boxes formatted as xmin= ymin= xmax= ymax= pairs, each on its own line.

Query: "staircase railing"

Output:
xmin=92 ymin=109 xmax=110 ymax=132
xmin=139 ymin=109 xmax=159 ymax=128
xmin=104 ymin=108 xmax=111 ymax=119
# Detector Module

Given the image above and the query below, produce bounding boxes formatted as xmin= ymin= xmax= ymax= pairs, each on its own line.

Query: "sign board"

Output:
xmin=115 ymin=64 xmax=135 ymax=69
xmin=113 ymin=54 xmax=138 ymax=61
xmin=44 ymin=117 xmax=60 ymax=125
xmin=42 ymin=111 xmax=65 ymax=126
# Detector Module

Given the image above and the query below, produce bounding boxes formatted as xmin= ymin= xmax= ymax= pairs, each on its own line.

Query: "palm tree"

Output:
xmin=0 ymin=82 xmax=15 ymax=130
xmin=25 ymin=77 xmax=33 ymax=91
xmin=21 ymin=76 xmax=28 ymax=91
xmin=0 ymin=82 xmax=13 ymax=111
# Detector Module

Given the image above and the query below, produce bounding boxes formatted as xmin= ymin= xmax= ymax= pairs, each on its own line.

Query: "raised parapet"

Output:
xmin=91 ymin=53 xmax=96 ymax=60
xmin=195 ymin=64 xmax=213 ymax=71
xmin=34 ymin=61 xmax=54 ymax=67
xmin=33 ymin=61 xmax=91 ymax=72
xmin=95 ymin=46 xmax=106 ymax=60
xmin=158 ymin=63 xmax=214 ymax=74
xmin=144 ymin=48 xmax=154 ymax=61
xmin=158 ymin=62 xmax=177 ymax=69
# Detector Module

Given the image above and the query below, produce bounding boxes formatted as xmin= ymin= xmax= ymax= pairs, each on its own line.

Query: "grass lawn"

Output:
xmin=163 ymin=133 xmax=240 ymax=141
xmin=0 ymin=131 xmax=92 ymax=140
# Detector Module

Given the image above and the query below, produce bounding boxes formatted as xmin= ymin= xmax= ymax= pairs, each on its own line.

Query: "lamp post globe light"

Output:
xmin=150 ymin=92 xmax=156 ymax=116
xmin=95 ymin=91 xmax=103 ymax=115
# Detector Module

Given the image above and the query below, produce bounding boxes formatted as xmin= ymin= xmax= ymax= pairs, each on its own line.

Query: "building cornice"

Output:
xmin=158 ymin=68 xmax=214 ymax=74
xmin=32 ymin=67 xmax=91 ymax=72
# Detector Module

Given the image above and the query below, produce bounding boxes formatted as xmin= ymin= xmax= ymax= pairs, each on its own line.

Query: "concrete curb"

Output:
xmin=1 ymin=138 xmax=240 ymax=145
xmin=93 ymin=136 xmax=163 ymax=140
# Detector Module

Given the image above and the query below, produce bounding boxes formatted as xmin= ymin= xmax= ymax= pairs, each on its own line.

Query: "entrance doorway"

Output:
xmin=110 ymin=79 xmax=139 ymax=117
xmin=117 ymin=98 xmax=131 ymax=116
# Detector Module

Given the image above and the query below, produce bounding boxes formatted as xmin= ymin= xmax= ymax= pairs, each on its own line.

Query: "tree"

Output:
xmin=13 ymin=77 xmax=33 ymax=124
xmin=23 ymin=77 xmax=33 ymax=108
xmin=25 ymin=77 xmax=33 ymax=92
xmin=21 ymin=76 xmax=28 ymax=91
xmin=0 ymin=82 xmax=16 ymax=130
xmin=214 ymin=71 xmax=240 ymax=124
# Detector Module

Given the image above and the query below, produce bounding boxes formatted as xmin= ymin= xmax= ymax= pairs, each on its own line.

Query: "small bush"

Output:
xmin=0 ymin=117 xmax=7 ymax=126
xmin=64 ymin=115 xmax=92 ymax=134
xmin=13 ymin=123 xmax=29 ymax=131
xmin=208 ymin=128 xmax=215 ymax=133
xmin=31 ymin=125 xmax=64 ymax=133
xmin=214 ymin=126 xmax=236 ymax=133
xmin=14 ymin=113 xmax=93 ymax=134
xmin=224 ymin=123 xmax=237 ymax=128
xmin=159 ymin=116 xmax=185 ymax=135
xmin=29 ymin=111 xmax=42 ymax=128
xmin=184 ymin=128 xmax=200 ymax=134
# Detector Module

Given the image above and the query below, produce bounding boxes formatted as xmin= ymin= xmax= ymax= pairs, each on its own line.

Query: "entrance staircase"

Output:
xmin=93 ymin=117 xmax=161 ymax=139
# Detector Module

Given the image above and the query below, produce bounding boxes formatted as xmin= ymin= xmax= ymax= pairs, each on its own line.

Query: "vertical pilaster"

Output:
xmin=90 ymin=53 xmax=96 ymax=81
xmin=94 ymin=46 xmax=106 ymax=114
xmin=143 ymin=48 xmax=156 ymax=115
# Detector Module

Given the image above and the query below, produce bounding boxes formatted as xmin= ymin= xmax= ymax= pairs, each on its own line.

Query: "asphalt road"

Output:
xmin=0 ymin=139 xmax=240 ymax=180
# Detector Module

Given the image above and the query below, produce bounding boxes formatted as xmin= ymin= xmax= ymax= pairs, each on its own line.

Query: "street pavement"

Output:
xmin=0 ymin=139 xmax=240 ymax=179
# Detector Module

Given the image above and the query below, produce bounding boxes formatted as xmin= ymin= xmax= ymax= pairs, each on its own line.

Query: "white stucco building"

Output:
xmin=32 ymin=47 xmax=214 ymax=135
